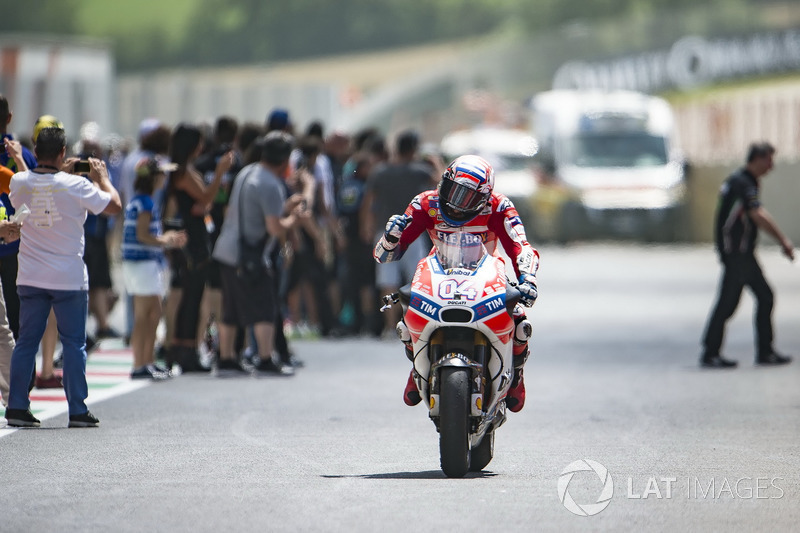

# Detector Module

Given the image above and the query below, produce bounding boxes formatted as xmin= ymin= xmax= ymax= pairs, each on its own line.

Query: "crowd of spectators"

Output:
xmin=0 ymin=93 xmax=445 ymax=411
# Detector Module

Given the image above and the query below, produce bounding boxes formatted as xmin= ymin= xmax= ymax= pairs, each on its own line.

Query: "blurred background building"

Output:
xmin=0 ymin=34 xmax=113 ymax=142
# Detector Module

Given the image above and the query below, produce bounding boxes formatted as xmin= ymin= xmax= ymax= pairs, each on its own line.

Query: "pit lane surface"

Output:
xmin=2 ymin=243 xmax=799 ymax=532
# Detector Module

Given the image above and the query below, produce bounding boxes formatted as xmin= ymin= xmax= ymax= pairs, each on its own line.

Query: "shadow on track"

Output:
xmin=321 ymin=471 xmax=498 ymax=480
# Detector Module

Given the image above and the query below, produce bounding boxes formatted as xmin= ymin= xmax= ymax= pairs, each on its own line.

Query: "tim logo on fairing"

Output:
xmin=473 ymin=296 xmax=505 ymax=319
xmin=410 ymin=295 xmax=441 ymax=319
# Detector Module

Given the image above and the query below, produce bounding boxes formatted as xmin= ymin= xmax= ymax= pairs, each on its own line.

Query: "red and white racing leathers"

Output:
xmin=374 ymin=190 xmax=539 ymax=283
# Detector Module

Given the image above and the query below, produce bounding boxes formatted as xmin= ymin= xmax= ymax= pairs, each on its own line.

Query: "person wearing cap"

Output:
xmin=4 ymin=135 xmax=67 ymax=392
xmin=118 ymin=119 xmax=172 ymax=347
xmin=122 ymin=157 xmax=186 ymax=380
xmin=25 ymin=117 xmax=75 ymax=391
xmin=4 ymin=125 xmax=121 ymax=428
xmin=120 ymin=118 xmax=165 ymax=207
xmin=266 ymin=108 xmax=293 ymax=134
xmin=212 ymin=131 xmax=303 ymax=376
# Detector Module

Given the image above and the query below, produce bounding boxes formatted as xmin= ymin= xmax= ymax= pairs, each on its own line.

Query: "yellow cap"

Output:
xmin=32 ymin=115 xmax=64 ymax=143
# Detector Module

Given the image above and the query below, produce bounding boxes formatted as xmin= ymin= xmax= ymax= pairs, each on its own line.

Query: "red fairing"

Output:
xmin=404 ymin=310 xmax=428 ymax=344
xmin=485 ymin=314 xmax=513 ymax=344
xmin=411 ymin=255 xmax=434 ymax=296
xmin=397 ymin=190 xmax=539 ymax=280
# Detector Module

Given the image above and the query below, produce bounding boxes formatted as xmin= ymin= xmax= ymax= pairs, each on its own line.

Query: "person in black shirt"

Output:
xmin=194 ymin=116 xmax=242 ymax=357
xmin=701 ymin=142 xmax=795 ymax=368
xmin=164 ymin=123 xmax=233 ymax=372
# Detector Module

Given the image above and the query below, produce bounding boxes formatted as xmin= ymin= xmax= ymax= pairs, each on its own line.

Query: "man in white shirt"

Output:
xmin=4 ymin=126 xmax=121 ymax=428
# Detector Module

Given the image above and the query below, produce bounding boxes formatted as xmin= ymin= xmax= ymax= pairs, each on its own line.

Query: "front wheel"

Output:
xmin=439 ymin=367 xmax=471 ymax=478
xmin=469 ymin=430 xmax=494 ymax=472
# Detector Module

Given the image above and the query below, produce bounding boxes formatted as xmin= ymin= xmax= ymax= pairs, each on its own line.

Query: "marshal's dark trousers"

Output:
xmin=702 ymin=253 xmax=774 ymax=358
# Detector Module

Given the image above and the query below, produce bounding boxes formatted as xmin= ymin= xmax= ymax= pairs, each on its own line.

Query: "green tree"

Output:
xmin=178 ymin=0 xmax=506 ymax=67
xmin=0 ymin=0 xmax=79 ymax=34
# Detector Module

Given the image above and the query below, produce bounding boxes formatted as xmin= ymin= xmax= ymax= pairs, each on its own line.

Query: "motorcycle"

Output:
xmin=382 ymin=229 xmax=521 ymax=478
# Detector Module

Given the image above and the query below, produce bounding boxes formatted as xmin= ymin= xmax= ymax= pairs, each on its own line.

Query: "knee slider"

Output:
xmin=513 ymin=319 xmax=532 ymax=346
xmin=396 ymin=321 xmax=410 ymax=343
xmin=397 ymin=321 xmax=413 ymax=361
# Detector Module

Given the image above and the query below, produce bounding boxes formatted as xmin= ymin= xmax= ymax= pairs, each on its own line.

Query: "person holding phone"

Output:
xmin=4 ymin=125 xmax=121 ymax=428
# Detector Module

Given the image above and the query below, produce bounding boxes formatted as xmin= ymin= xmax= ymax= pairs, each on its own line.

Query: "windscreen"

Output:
xmin=564 ymin=132 xmax=668 ymax=168
xmin=433 ymin=230 xmax=488 ymax=271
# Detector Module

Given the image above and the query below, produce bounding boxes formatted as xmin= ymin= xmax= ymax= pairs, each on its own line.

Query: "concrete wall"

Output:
xmin=687 ymin=162 xmax=800 ymax=244
xmin=0 ymin=36 xmax=114 ymax=141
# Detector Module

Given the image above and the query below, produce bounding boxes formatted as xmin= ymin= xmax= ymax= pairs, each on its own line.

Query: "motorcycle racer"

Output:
xmin=374 ymin=154 xmax=539 ymax=412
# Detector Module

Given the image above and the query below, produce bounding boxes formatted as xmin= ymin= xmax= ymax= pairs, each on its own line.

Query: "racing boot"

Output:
xmin=507 ymin=311 xmax=532 ymax=413
xmin=403 ymin=369 xmax=422 ymax=406
xmin=506 ymin=368 xmax=526 ymax=413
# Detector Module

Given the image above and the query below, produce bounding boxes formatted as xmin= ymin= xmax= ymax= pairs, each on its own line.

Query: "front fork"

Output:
xmin=428 ymin=330 xmax=489 ymax=420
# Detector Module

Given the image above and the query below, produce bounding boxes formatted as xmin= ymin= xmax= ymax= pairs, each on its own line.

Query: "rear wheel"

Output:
xmin=439 ymin=367 xmax=471 ymax=478
xmin=469 ymin=430 xmax=494 ymax=472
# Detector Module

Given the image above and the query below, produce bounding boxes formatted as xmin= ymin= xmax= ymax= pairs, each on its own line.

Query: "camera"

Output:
xmin=74 ymin=160 xmax=91 ymax=175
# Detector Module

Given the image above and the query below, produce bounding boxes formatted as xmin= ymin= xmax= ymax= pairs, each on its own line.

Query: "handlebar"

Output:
xmin=380 ymin=293 xmax=399 ymax=313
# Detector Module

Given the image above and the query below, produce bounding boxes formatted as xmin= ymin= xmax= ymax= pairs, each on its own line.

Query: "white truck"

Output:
xmin=528 ymin=89 xmax=687 ymax=241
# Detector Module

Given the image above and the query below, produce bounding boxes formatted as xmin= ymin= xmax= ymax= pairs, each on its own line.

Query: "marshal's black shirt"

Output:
xmin=714 ymin=168 xmax=761 ymax=258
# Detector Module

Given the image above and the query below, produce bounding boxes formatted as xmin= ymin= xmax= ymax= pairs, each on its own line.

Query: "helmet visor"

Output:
xmin=440 ymin=179 xmax=487 ymax=222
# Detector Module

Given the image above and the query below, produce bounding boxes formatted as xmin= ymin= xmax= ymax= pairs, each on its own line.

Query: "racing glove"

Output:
xmin=382 ymin=214 xmax=410 ymax=249
xmin=517 ymin=274 xmax=538 ymax=307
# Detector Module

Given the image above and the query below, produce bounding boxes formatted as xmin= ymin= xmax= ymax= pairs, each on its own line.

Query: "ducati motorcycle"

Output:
xmin=383 ymin=229 xmax=521 ymax=478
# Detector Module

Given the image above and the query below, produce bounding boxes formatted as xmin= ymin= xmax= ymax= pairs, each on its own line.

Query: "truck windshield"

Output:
xmin=492 ymin=154 xmax=537 ymax=172
xmin=564 ymin=133 xmax=668 ymax=168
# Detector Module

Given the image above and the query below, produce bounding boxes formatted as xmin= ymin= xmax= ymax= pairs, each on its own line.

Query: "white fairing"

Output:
xmin=404 ymin=231 xmax=515 ymax=446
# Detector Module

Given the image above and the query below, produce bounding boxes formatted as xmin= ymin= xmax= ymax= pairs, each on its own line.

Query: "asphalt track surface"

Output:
xmin=2 ymin=243 xmax=799 ymax=532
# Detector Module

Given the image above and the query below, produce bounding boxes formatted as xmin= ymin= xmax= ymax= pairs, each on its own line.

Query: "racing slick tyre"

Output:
xmin=469 ymin=430 xmax=494 ymax=472
xmin=439 ymin=367 xmax=471 ymax=478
